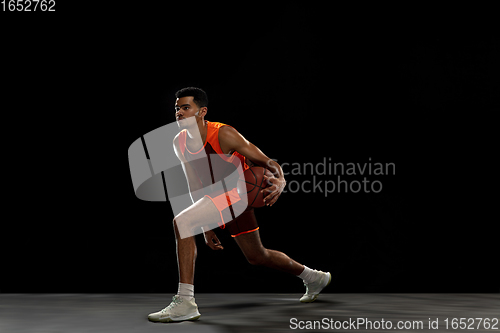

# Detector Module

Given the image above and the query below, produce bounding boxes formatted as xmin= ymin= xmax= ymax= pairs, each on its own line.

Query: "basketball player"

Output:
xmin=148 ymin=87 xmax=331 ymax=323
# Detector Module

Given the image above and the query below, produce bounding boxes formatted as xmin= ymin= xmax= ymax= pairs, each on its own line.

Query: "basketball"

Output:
xmin=237 ymin=166 xmax=274 ymax=208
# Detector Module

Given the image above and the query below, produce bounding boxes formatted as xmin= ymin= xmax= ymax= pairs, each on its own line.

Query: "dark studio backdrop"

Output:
xmin=1 ymin=4 xmax=497 ymax=293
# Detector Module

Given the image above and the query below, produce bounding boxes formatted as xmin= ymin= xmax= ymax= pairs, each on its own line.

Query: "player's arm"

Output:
xmin=218 ymin=126 xmax=286 ymax=207
xmin=173 ymin=134 xmax=205 ymax=203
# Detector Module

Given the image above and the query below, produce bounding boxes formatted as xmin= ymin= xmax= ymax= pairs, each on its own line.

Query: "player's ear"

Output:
xmin=199 ymin=107 xmax=208 ymax=117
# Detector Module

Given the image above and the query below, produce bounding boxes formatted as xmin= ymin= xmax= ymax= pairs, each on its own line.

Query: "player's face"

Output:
xmin=175 ymin=96 xmax=200 ymax=128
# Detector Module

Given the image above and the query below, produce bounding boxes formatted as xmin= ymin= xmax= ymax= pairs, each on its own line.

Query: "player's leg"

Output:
xmin=174 ymin=198 xmax=221 ymax=277
xmin=232 ymin=219 xmax=331 ymax=303
xmin=172 ymin=196 xmax=222 ymax=283
xmin=148 ymin=196 xmax=220 ymax=323
xmin=233 ymin=230 xmax=304 ymax=275
xmin=172 ymin=222 xmax=196 ymax=285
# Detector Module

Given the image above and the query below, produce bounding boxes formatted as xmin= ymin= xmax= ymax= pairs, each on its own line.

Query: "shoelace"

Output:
xmin=161 ymin=295 xmax=183 ymax=313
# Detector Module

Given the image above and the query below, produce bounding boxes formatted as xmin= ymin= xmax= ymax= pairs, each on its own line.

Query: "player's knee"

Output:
xmin=172 ymin=218 xmax=178 ymax=233
xmin=173 ymin=213 xmax=186 ymax=227
xmin=173 ymin=217 xmax=184 ymax=233
xmin=247 ymin=256 xmax=264 ymax=266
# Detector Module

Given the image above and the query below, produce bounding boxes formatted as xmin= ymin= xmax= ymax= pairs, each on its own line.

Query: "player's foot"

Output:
xmin=300 ymin=271 xmax=331 ymax=303
xmin=148 ymin=295 xmax=201 ymax=323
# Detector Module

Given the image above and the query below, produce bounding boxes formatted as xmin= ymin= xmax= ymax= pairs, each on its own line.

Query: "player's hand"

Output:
xmin=262 ymin=175 xmax=286 ymax=207
xmin=203 ymin=229 xmax=224 ymax=250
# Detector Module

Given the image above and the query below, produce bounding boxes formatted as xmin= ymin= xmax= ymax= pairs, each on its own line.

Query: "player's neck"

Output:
xmin=186 ymin=118 xmax=208 ymax=148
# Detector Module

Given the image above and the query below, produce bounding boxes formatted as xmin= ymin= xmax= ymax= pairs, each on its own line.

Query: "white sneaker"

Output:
xmin=148 ymin=295 xmax=201 ymax=323
xmin=300 ymin=271 xmax=331 ymax=303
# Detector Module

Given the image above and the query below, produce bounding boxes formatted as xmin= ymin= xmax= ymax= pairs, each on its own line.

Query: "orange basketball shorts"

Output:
xmin=204 ymin=188 xmax=259 ymax=237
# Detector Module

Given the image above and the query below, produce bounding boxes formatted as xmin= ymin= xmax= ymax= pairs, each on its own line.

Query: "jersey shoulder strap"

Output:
xmin=178 ymin=129 xmax=187 ymax=156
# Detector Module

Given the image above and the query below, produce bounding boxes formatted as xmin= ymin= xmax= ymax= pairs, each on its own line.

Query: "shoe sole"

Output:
xmin=300 ymin=272 xmax=332 ymax=303
xmin=149 ymin=312 xmax=201 ymax=323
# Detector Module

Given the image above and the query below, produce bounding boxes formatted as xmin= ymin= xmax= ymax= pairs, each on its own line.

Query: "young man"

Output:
xmin=147 ymin=87 xmax=331 ymax=323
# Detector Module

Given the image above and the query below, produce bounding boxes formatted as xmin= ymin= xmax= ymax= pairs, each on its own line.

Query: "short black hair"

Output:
xmin=175 ymin=87 xmax=208 ymax=108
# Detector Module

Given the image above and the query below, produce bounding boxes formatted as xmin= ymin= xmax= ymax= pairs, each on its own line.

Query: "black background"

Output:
xmin=1 ymin=3 xmax=498 ymax=293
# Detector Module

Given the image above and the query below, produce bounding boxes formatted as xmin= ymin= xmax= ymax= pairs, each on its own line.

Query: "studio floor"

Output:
xmin=1 ymin=293 xmax=498 ymax=333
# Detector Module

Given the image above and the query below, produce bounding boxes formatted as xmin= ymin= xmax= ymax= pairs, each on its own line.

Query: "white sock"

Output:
xmin=177 ymin=283 xmax=194 ymax=300
xmin=297 ymin=266 xmax=318 ymax=284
